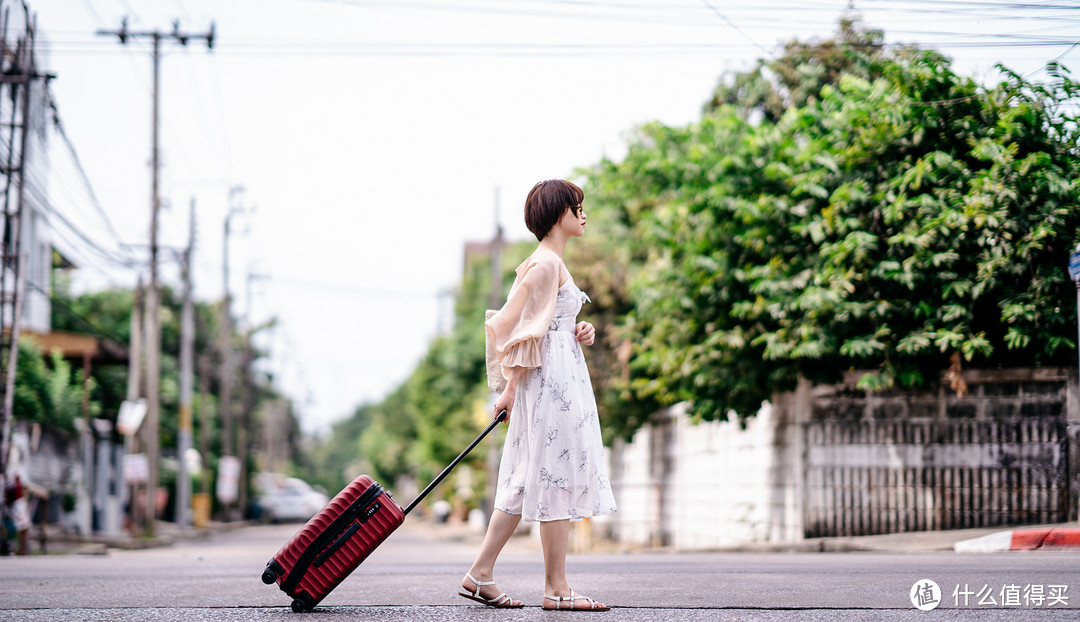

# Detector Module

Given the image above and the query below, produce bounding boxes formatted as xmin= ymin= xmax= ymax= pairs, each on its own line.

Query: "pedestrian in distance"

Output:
xmin=460 ymin=179 xmax=616 ymax=612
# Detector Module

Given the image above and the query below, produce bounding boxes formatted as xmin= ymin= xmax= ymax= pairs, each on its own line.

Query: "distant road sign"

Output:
xmin=217 ymin=456 xmax=241 ymax=504
xmin=124 ymin=453 xmax=148 ymax=484
xmin=116 ymin=399 xmax=147 ymax=436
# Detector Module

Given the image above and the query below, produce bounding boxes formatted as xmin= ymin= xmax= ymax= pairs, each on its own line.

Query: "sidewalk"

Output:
xmin=14 ymin=519 xmax=252 ymax=556
xmin=703 ymin=522 xmax=1080 ymax=554
xmin=413 ymin=515 xmax=1080 ymax=555
xmin=953 ymin=526 xmax=1080 ymax=552
xmin=15 ymin=516 xmax=1080 ymax=556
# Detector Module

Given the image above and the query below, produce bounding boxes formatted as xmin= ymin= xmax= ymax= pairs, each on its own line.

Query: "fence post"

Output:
xmin=794 ymin=376 xmax=812 ymax=539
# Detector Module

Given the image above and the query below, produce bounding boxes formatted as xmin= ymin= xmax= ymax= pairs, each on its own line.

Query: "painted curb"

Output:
xmin=954 ymin=528 xmax=1080 ymax=553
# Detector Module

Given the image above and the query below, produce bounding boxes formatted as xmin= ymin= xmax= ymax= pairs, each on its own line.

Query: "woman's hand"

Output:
xmin=494 ymin=371 xmax=519 ymax=421
xmin=575 ymin=321 xmax=596 ymax=346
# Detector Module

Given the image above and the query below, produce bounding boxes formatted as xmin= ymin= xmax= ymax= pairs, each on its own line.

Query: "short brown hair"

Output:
xmin=524 ymin=179 xmax=584 ymax=241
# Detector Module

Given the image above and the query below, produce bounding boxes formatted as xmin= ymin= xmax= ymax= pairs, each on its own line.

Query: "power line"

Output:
xmin=1022 ymin=38 xmax=1080 ymax=79
xmin=21 ymin=169 xmax=141 ymax=269
xmin=175 ymin=45 xmax=232 ymax=180
xmin=36 ymin=36 xmax=1080 ymax=58
xmin=79 ymin=0 xmax=109 ymax=26
xmin=45 ymin=87 xmax=133 ymax=252
xmin=35 ymin=0 xmax=1080 ymax=60
xmin=860 ymin=0 xmax=1080 ymax=10
xmin=1047 ymin=39 xmax=1080 ymax=65
xmin=699 ymin=0 xmax=773 ymax=56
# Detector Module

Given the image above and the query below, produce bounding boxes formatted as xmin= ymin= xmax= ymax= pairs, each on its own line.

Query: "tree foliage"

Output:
xmin=36 ymin=278 xmax=305 ymax=509
xmin=13 ymin=342 xmax=95 ymax=432
xmin=577 ymin=20 xmax=1080 ymax=436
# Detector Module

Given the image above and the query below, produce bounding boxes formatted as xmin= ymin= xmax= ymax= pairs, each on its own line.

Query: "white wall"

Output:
xmin=21 ymin=207 xmax=52 ymax=333
xmin=610 ymin=396 xmax=804 ymax=549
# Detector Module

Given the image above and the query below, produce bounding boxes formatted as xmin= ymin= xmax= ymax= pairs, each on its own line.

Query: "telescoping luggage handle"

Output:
xmin=403 ymin=410 xmax=507 ymax=516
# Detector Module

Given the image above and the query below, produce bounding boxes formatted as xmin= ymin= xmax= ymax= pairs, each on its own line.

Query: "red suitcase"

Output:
xmin=261 ymin=411 xmax=505 ymax=612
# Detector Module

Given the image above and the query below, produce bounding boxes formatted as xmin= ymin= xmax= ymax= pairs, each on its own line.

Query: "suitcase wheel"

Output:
xmin=261 ymin=569 xmax=277 ymax=585
xmin=291 ymin=597 xmax=309 ymax=613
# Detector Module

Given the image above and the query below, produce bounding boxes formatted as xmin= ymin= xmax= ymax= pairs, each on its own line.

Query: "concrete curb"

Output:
xmin=954 ymin=528 xmax=1080 ymax=553
xmin=38 ymin=520 xmax=254 ymax=555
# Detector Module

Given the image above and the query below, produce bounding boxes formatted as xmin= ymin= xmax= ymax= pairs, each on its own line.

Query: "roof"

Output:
xmin=20 ymin=329 xmax=128 ymax=364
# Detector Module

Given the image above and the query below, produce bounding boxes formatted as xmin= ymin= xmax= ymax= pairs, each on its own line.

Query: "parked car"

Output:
xmin=256 ymin=474 xmax=329 ymax=523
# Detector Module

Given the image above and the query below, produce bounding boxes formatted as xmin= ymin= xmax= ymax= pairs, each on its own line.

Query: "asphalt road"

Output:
xmin=1 ymin=521 xmax=1078 ymax=620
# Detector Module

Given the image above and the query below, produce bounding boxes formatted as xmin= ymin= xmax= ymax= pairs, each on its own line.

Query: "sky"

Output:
xmin=25 ymin=0 xmax=1080 ymax=435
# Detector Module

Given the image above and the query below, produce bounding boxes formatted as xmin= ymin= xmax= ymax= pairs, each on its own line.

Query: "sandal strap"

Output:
xmin=545 ymin=590 xmax=603 ymax=610
xmin=464 ymin=572 xmax=495 ymax=598
xmin=464 ymin=574 xmax=496 ymax=596
xmin=465 ymin=573 xmax=519 ymax=606
xmin=464 ymin=573 xmax=495 ymax=588
xmin=543 ymin=593 xmax=565 ymax=610
xmin=573 ymin=592 xmax=600 ymax=609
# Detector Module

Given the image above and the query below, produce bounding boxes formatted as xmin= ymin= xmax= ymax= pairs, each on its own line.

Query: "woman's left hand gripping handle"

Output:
xmin=494 ymin=378 xmax=515 ymax=422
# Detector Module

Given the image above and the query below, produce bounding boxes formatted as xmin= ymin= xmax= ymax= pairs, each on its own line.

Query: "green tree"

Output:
xmin=13 ymin=342 xmax=96 ymax=432
xmin=706 ymin=16 xmax=890 ymax=121
xmin=580 ymin=23 xmax=1080 ymax=436
xmin=46 ymin=278 xmax=305 ymax=514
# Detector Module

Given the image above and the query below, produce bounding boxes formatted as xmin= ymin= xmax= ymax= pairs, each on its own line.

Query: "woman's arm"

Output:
xmin=493 ymin=366 xmax=527 ymax=421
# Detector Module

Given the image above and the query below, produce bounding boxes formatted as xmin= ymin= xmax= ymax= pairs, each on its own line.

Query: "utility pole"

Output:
xmin=0 ymin=4 xmax=44 ymax=541
xmin=123 ymin=279 xmax=145 ymax=533
xmin=237 ymin=270 xmax=267 ymax=520
xmin=238 ymin=325 xmax=253 ymax=519
xmin=193 ymin=351 xmax=212 ymax=528
xmin=177 ymin=199 xmax=196 ymax=530
xmin=198 ymin=353 xmax=211 ymax=497
xmin=219 ymin=186 xmax=244 ymax=520
xmin=98 ymin=17 xmax=215 ymax=536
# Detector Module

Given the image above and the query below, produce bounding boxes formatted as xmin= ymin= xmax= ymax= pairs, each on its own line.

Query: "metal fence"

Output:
xmin=803 ymin=417 xmax=1069 ymax=537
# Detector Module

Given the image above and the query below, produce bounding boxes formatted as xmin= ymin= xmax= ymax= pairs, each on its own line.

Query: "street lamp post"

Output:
xmin=219 ymin=186 xmax=244 ymax=520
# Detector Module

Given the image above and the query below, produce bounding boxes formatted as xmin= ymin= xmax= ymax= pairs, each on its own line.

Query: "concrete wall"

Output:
xmin=21 ymin=207 xmax=53 ymax=334
xmin=609 ymin=393 xmax=804 ymax=549
xmin=608 ymin=369 xmax=1078 ymax=549
xmin=8 ymin=419 xmax=81 ymax=528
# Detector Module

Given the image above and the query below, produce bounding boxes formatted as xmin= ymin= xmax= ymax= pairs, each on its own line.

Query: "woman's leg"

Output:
xmin=540 ymin=519 xmax=607 ymax=610
xmin=462 ymin=509 xmax=522 ymax=604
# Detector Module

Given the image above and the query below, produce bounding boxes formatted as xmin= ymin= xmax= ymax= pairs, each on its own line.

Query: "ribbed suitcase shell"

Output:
xmin=265 ymin=474 xmax=404 ymax=611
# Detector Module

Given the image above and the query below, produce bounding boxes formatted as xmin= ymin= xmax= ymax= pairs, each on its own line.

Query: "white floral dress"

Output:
xmin=493 ymin=278 xmax=617 ymax=522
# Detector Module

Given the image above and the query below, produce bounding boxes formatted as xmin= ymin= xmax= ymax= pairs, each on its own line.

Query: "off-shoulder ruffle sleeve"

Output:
xmin=485 ymin=251 xmax=562 ymax=380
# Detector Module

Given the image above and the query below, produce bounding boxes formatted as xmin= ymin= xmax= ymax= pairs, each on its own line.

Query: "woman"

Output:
xmin=459 ymin=179 xmax=616 ymax=612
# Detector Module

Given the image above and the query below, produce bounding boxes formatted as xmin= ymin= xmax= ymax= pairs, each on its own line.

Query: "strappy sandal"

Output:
xmin=543 ymin=589 xmax=611 ymax=612
xmin=458 ymin=573 xmax=524 ymax=608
